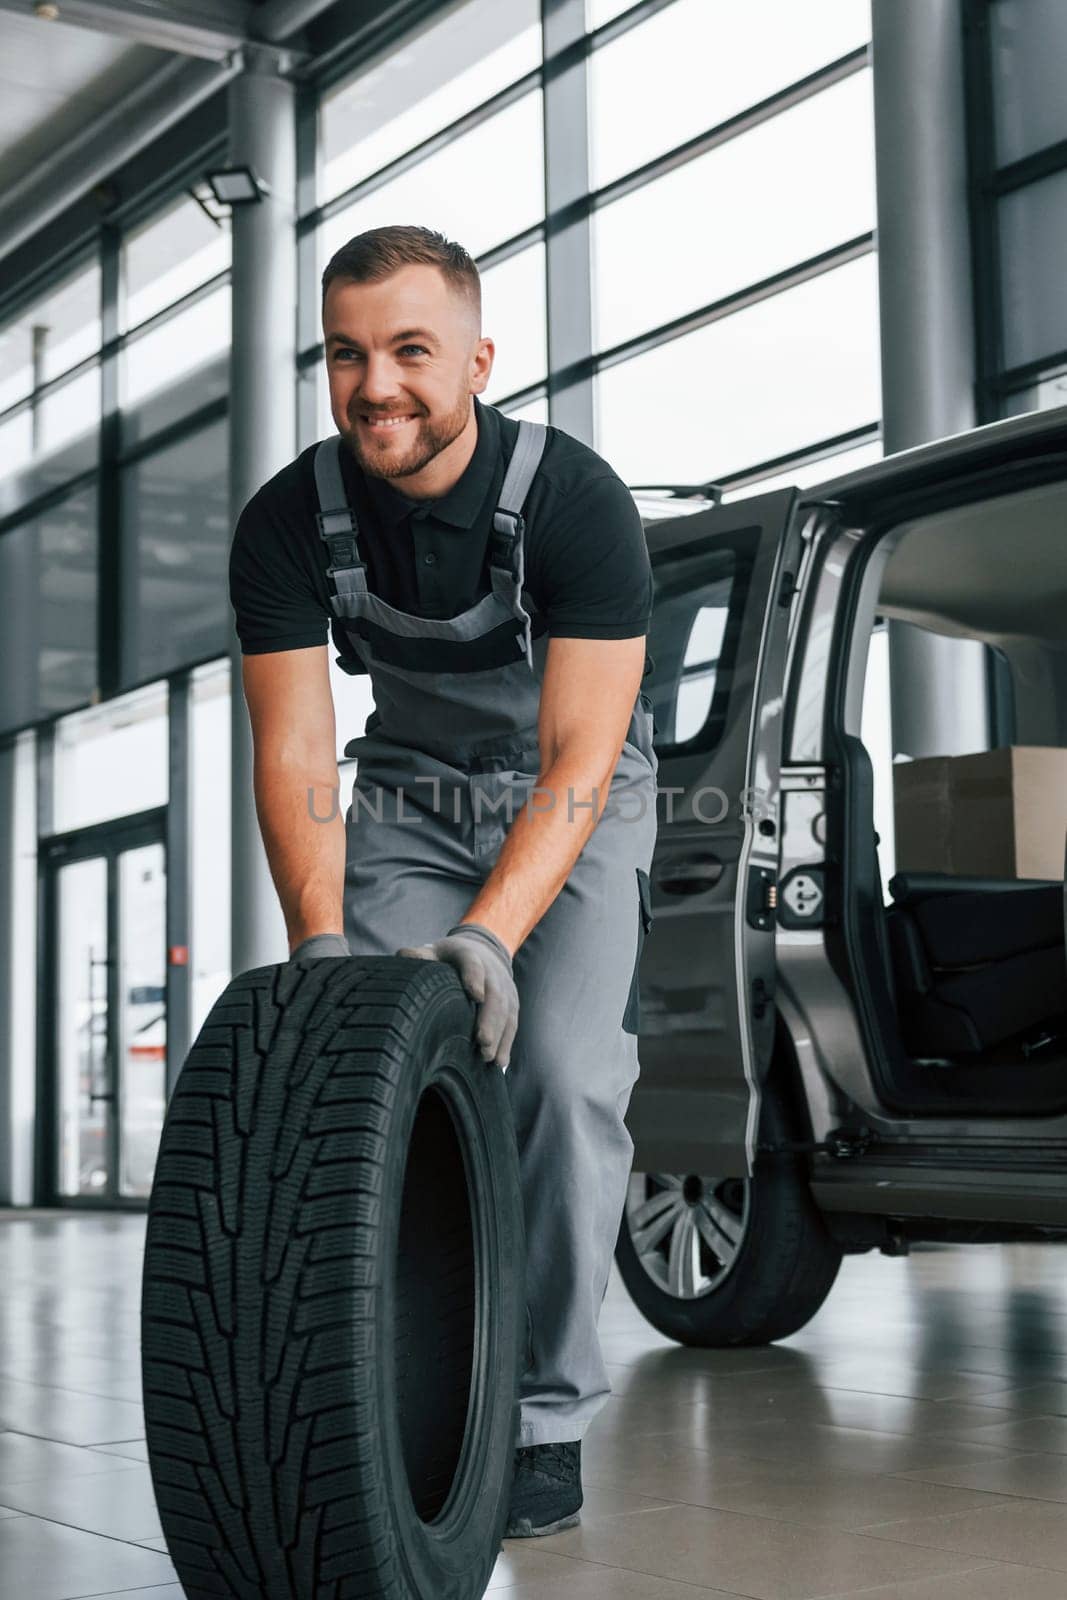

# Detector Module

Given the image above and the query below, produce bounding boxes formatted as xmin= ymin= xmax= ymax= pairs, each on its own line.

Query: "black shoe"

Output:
xmin=503 ymin=1440 xmax=583 ymax=1537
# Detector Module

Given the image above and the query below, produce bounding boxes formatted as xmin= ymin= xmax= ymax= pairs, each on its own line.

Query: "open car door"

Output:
xmin=628 ymin=488 xmax=804 ymax=1177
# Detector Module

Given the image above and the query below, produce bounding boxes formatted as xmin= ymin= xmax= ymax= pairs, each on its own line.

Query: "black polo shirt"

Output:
xmin=228 ymin=396 xmax=652 ymax=676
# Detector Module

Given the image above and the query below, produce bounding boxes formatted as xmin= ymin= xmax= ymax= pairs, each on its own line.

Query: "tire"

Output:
xmin=613 ymin=1086 xmax=841 ymax=1346
xmin=140 ymin=954 xmax=525 ymax=1599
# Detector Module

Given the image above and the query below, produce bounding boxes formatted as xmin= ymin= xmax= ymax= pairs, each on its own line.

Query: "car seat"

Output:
xmin=885 ymin=873 xmax=1067 ymax=1058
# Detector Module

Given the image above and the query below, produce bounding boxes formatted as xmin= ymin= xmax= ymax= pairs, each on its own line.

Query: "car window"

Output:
xmin=645 ymin=547 xmax=742 ymax=754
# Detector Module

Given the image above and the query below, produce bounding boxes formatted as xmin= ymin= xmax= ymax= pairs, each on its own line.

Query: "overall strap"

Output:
xmin=314 ymin=436 xmax=366 ymax=606
xmin=489 ymin=419 xmax=548 ymax=580
xmin=490 ymin=419 xmax=549 ymax=671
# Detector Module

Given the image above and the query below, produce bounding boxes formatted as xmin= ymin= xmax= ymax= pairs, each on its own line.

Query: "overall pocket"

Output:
xmin=622 ymin=865 xmax=654 ymax=1035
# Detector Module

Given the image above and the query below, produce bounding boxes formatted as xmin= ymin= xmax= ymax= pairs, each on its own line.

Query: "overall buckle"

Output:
xmin=316 ymin=508 xmax=361 ymax=571
xmin=490 ymin=509 xmax=524 ymax=579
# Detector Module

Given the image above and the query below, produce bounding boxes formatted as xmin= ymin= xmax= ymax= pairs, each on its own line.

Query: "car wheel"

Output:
xmin=141 ymin=955 xmax=526 ymax=1599
xmin=614 ymin=1088 xmax=841 ymax=1346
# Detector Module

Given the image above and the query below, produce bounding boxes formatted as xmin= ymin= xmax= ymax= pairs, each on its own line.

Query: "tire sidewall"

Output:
xmin=375 ymin=977 xmax=525 ymax=1594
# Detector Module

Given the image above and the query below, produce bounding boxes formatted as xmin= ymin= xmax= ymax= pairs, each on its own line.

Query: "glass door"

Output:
xmin=42 ymin=811 xmax=167 ymax=1205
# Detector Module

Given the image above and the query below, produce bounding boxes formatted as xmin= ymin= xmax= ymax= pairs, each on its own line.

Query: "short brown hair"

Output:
xmin=321 ymin=223 xmax=481 ymax=331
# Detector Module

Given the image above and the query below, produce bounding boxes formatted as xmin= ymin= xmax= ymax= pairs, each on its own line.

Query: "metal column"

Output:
xmin=872 ymin=0 xmax=990 ymax=757
xmin=0 ymin=734 xmax=38 ymax=1206
xmin=228 ymin=49 xmax=297 ymax=974
xmin=543 ymin=0 xmax=595 ymax=445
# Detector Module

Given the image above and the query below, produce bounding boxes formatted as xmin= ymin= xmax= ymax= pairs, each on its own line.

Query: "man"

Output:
xmin=228 ymin=223 xmax=658 ymax=1538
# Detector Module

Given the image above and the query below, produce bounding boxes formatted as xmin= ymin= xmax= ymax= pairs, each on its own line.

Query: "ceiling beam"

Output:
xmin=0 ymin=54 xmax=238 ymax=267
xmin=0 ymin=0 xmax=349 ymax=59
xmin=0 ymin=0 xmax=254 ymax=60
xmin=0 ymin=0 xmax=382 ymax=268
xmin=250 ymin=0 xmax=340 ymax=43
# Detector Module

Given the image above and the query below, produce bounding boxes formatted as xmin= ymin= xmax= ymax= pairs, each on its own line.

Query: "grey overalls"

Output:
xmin=314 ymin=414 xmax=657 ymax=1446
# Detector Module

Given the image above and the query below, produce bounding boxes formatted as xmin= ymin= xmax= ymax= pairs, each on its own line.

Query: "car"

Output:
xmin=617 ymin=403 xmax=1067 ymax=1346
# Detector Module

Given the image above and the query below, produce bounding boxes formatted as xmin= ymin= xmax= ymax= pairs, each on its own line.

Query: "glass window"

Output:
xmin=589 ymin=0 xmax=871 ymax=189
xmin=122 ymin=195 xmax=231 ymax=332
xmin=990 ymin=0 xmax=1067 ymax=166
xmin=320 ymin=91 xmax=545 ymax=269
xmin=53 ymin=682 xmax=168 ymax=835
xmin=0 ymin=365 xmax=100 ymax=519
xmin=676 ymin=602 xmax=729 ymax=743
xmin=1002 ymin=365 xmax=1067 ymax=418
xmin=120 ymin=284 xmax=230 ymax=448
xmin=632 ymin=490 xmax=710 ymax=522
xmin=120 ymin=418 xmax=230 ymax=687
xmin=502 ymin=395 xmax=549 ymax=424
xmin=320 ymin=0 xmax=540 ymax=203
xmin=0 ymin=482 xmax=98 ymax=738
xmin=6 ymin=728 xmax=37 ymax=1205
xmin=0 ymin=259 xmax=100 ymax=412
xmin=595 ymin=252 xmax=881 ymax=486
xmin=0 ymin=407 xmax=33 ymax=493
xmin=55 ymin=853 xmax=109 ymax=1197
xmin=586 ymin=0 xmax=634 ymax=28
xmin=645 ymin=552 xmax=737 ymax=752
xmin=724 ymin=437 xmax=884 ymax=500
xmin=190 ymin=659 xmax=231 ymax=1036
xmin=861 ymin=623 xmax=895 ymax=892
xmin=593 ymin=71 xmax=874 ymax=351
xmin=117 ymin=839 xmax=167 ymax=1199
xmin=315 ymin=358 xmax=335 ymax=440
xmin=481 ymin=243 xmax=547 ymax=404
xmin=329 ymin=651 xmax=377 ymax=766
xmin=998 ymin=170 xmax=1067 ymax=371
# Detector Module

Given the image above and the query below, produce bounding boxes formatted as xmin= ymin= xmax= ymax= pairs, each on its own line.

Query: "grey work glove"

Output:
xmin=289 ymin=932 xmax=351 ymax=965
xmin=396 ymin=922 xmax=518 ymax=1071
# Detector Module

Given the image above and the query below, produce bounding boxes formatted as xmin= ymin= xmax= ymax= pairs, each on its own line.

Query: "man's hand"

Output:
xmin=396 ymin=923 xmax=518 ymax=1070
xmin=289 ymin=932 xmax=350 ymax=965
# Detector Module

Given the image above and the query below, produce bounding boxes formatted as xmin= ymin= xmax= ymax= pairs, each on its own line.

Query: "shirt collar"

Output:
xmin=360 ymin=395 xmax=499 ymax=530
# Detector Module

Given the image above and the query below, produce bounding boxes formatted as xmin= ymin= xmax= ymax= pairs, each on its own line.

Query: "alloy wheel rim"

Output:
xmin=624 ymin=1171 xmax=750 ymax=1299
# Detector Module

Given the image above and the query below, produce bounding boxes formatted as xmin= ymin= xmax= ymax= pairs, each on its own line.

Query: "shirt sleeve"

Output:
xmin=535 ymin=472 xmax=652 ymax=640
xmin=228 ymin=486 xmax=330 ymax=655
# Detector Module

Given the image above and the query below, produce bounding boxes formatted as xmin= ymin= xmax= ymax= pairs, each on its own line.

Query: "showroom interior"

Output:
xmin=2 ymin=0 xmax=1067 ymax=1596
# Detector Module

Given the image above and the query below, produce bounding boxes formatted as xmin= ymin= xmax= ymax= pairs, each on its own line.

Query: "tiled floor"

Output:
xmin=2 ymin=1212 xmax=1067 ymax=1598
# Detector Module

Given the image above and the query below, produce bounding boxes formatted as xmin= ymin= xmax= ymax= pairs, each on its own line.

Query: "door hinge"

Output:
xmin=777 ymin=569 xmax=797 ymax=607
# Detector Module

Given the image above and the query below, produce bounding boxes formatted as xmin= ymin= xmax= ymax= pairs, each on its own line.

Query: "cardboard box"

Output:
xmin=892 ymin=746 xmax=1067 ymax=881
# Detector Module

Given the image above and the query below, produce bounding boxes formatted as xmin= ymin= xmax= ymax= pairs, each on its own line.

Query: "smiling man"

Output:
xmin=228 ymin=223 xmax=658 ymax=1537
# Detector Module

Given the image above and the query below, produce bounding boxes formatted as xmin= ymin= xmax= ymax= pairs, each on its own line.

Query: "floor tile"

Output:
xmin=648 ymin=1415 xmax=1019 ymax=1477
xmin=933 ymin=1415 xmax=1067 ymax=1454
xmin=860 ymin=1494 xmax=1067 ymax=1569
xmin=532 ymin=1501 xmax=983 ymax=1599
xmin=0 ymin=1430 xmax=146 ymax=1485
xmin=586 ymin=1444 xmax=1017 ymax=1531
xmin=504 ymin=1562 xmax=749 ymax=1597
xmin=5 ymin=1212 xmax=1067 ymax=1598
xmin=88 ymin=1439 xmax=150 ymax=1464
xmin=69 ymin=1589 xmax=185 ymax=1599
xmin=895 ymin=1450 xmax=1067 ymax=1502
xmin=0 ymin=1514 xmax=176 ymax=1600
xmin=0 ymin=1461 xmax=163 ymax=1542
xmin=489 ymin=1544 xmax=599 ymax=1588
xmin=965 ymin=1382 xmax=1067 ymax=1415
xmin=809 ymin=1562 xmax=1067 ymax=1599
xmin=0 ymin=1374 xmax=148 ymax=1447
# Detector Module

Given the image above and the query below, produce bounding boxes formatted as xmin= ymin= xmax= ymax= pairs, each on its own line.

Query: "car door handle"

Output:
xmin=653 ymin=855 xmax=724 ymax=895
